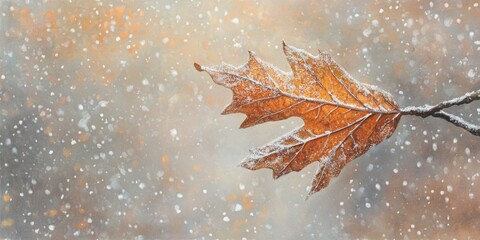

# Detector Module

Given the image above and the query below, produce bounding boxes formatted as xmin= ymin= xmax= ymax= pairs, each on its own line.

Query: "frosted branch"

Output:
xmin=431 ymin=111 xmax=480 ymax=136
xmin=401 ymin=89 xmax=480 ymax=136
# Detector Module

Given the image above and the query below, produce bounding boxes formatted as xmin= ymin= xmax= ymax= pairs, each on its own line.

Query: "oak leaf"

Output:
xmin=195 ymin=42 xmax=401 ymax=197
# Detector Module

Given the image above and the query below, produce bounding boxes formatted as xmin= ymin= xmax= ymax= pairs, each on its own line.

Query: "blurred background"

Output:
xmin=0 ymin=0 xmax=479 ymax=239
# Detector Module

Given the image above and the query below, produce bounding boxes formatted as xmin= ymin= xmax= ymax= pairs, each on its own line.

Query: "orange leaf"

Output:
xmin=196 ymin=42 xmax=401 ymax=197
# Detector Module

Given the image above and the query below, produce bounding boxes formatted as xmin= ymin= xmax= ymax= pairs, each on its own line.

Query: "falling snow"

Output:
xmin=0 ymin=0 xmax=478 ymax=239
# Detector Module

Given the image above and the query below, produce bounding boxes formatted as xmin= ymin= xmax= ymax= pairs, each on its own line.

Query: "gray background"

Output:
xmin=0 ymin=0 xmax=479 ymax=239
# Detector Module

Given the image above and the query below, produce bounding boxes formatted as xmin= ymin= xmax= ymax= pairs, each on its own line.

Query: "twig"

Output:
xmin=401 ymin=89 xmax=480 ymax=117
xmin=431 ymin=111 xmax=480 ymax=136
xmin=401 ymin=89 xmax=480 ymax=136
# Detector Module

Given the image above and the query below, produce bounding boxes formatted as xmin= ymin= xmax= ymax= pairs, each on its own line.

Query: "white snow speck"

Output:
xmin=443 ymin=18 xmax=453 ymax=27
xmin=141 ymin=105 xmax=150 ymax=112
xmin=99 ymin=101 xmax=109 ymax=107
xmin=363 ymin=28 xmax=372 ymax=37
xmin=417 ymin=161 xmax=422 ymax=168
xmin=234 ymin=204 xmax=243 ymax=212
xmin=174 ymin=204 xmax=181 ymax=214
xmin=467 ymin=69 xmax=475 ymax=78
xmin=170 ymin=128 xmax=177 ymax=138
xmin=366 ymin=163 xmax=374 ymax=172
xmin=78 ymin=112 xmax=91 ymax=131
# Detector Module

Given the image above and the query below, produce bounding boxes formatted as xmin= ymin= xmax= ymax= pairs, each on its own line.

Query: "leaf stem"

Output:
xmin=401 ymin=89 xmax=480 ymax=136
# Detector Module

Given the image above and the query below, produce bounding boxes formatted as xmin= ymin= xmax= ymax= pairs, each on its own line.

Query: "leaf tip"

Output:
xmin=193 ymin=62 xmax=203 ymax=72
xmin=238 ymin=159 xmax=253 ymax=169
xmin=239 ymin=117 xmax=256 ymax=128
xmin=282 ymin=40 xmax=289 ymax=51
xmin=282 ymin=41 xmax=297 ymax=59
xmin=305 ymin=186 xmax=319 ymax=200
xmin=317 ymin=50 xmax=331 ymax=61
xmin=221 ymin=104 xmax=237 ymax=115
xmin=305 ymin=192 xmax=313 ymax=201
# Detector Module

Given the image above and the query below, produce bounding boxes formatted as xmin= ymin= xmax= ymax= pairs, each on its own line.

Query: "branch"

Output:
xmin=401 ymin=89 xmax=480 ymax=117
xmin=431 ymin=111 xmax=480 ymax=136
xmin=401 ymin=89 xmax=480 ymax=136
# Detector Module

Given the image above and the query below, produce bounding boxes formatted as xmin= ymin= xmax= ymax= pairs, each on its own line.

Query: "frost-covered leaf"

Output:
xmin=195 ymin=42 xmax=401 ymax=196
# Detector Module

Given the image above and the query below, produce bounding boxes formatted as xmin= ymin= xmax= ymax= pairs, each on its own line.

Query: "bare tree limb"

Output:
xmin=401 ymin=89 xmax=480 ymax=136
xmin=431 ymin=110 xmax=480 ymax=136
xmin=401 ymin=89 xmax=480 ymax=117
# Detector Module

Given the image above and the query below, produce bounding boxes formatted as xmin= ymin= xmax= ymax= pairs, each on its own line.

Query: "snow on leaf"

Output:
xmin=195 ymin=42 xmax=401 ymax=197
